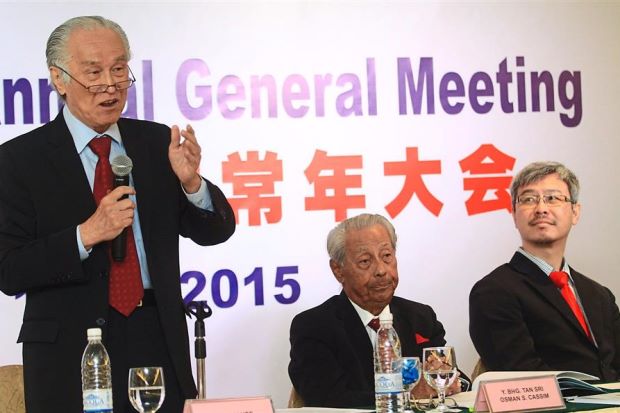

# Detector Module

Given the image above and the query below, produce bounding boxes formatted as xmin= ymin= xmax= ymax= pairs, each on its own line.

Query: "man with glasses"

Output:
xmin=469 ymin=161 xmax=620 ymax=380
xmin=0 ymin=16 xmax=235 ymax=413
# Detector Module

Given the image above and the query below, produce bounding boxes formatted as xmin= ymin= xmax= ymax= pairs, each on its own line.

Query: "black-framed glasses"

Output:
xmin=516 ymin=194 xmax=574 ymax=207
xmin=53 ymin=65 xmax=136 ymax=93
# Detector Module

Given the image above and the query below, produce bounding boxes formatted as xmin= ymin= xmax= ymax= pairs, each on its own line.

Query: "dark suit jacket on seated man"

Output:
xmin=0 ymin=16 xmax=235 ymax=413
xmin=469 ymin=161 xmax=620 ymax=381
xmin=288 ymin=213 xmax=459 ymax=408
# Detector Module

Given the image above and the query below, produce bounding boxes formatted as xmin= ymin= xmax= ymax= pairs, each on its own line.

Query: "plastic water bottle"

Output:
xmin=81 ymin=328 xmax=113 ymax=413
xmin=374 ymin=312 xmax=403 ymax=413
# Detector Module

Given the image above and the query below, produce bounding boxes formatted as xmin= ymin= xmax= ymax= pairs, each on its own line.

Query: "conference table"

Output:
xmin=275 ymin=385 xmax=620 ymax=413
xmin=275 ymin=403 xmax=620 ymax=413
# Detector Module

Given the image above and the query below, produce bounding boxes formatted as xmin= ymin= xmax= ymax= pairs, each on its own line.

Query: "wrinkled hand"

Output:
xmin=80 ymin=186 xmax=136 ymax=250
xmin=446 ymin=374 xmax=462 ymax=396
xmin=169 ymin=124 xmax=202 ymax=193
xmin=411 ymin=372 xmax=462 ymax=399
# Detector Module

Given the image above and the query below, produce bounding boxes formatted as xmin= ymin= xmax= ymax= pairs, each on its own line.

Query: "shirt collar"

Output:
xmin=63 ymin=105 xmax=122 ymax=154
xmin=517 ymin=247 xmax=571 ymax=276
xmin=348 ymin=296 xmax=390 ymax=327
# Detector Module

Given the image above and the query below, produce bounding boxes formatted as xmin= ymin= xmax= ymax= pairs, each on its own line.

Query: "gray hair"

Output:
xmin=511 ymin=161 xmax=580 ymax=209
xmin=46 ymin=16 xmax=131 ymax=85
xmin=327 ymin=213 xmax=397 ymax=266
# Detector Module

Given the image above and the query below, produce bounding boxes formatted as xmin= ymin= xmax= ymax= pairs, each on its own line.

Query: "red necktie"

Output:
xmin=89 ymin=136 xmax=144 ymax=316
xmin=368 ymin=318 xmax=380 ymax=332
xmin=549 ymin=271 xmax=591 ymax=340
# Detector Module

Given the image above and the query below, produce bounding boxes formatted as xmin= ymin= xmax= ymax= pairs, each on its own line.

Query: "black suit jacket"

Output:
xmin=469 ymin=252 xmax=620 ymax=381
xmin=288 ymin=291 xmax=447 ymax=408
xmin=0 ymin=113 xmax=235 ymax=412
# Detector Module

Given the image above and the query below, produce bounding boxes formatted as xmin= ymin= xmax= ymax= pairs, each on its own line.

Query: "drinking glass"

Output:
xmin=402 ymin=356 xmax=420 ymax=412
xmin=128 ymin=366 xmax=166 ymax=413
xmin=422 ymin=347 xmax=459 ymax=413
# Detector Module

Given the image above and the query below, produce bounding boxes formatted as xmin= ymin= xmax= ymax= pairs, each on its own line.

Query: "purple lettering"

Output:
xmin=516 ymin=56 xmax=526 ymax=112
xmin=496 ymin=58 xmax=513 ymax=113
xmin=218 ymin=75 xmax=246 ymax=119
xmin=531 ymin=71 xmax=555 ymax=112
xmin=398 ymin=57 xmax=435 ymax=114
xmin=282 ymin=74 xmax=309 ymax=118
xmin=367 ymin=57 xmax=377 ymax=116
xmin=3 ymin=79 xmax=33 ymax=124
xmin=176 ymin=58 xmax=212 ymax=120
xmin=250 ymin=75 xmax=277 ymax=118
xmin=142 ymin=60 xmax=154 ymax=121
xmin=336 ymin=73 xmax=362 ymax=116
xmin=558 ymin=71 xmax=582 ymax=127
xmin=122 ymin=84 xmax=138 ymax=119
xmin=38 ymin=79 xmax=55 ymax=124
xmin=469 ymin=72 xmax=494 ymax=113
xmin=314 ymin=74 xmax=332 ymax=117
xmin=439 ymin=72 xmax=465 ymax=114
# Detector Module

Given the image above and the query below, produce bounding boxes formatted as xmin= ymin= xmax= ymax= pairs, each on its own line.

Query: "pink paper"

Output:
xmin=475 ymin=375 xmax=565 ymax=413
xmin=183 ymin=396 xmax=273 ymax=413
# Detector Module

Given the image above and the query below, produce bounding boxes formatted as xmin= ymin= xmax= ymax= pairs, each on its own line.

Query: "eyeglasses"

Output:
xmin=516 ymin=194 xmax=574 ymax=207
xmin=53 ymin=65 xmax=136 ymax=93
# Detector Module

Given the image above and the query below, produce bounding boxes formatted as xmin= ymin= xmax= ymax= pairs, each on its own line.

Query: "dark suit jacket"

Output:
xmin=469 ymin=252 xmax=620 ymax=381
xmin=0 ymin=113 xmax=235 ymax=413
xmin=288 ymin=291 xmax=447 ymax=408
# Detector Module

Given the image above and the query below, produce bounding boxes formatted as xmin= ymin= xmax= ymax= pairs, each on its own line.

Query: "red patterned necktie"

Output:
xmin=89 ymin=136 xmax=144 ymax=316
xmin=549 ymin=271 xmax=591 ymax=340
xmin=368 ymin=318 xmax=380 ymax=332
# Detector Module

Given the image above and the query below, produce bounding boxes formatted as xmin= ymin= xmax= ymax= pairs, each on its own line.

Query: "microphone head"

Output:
xmin=111 ymin=155 xmax=133 ymax=177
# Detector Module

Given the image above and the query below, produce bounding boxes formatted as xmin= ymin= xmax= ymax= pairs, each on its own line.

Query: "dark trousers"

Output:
xmin=106 ymin=300 xmax=186 ymax=413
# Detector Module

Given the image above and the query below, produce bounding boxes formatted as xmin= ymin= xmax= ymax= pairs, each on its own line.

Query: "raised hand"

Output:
xmin=169 ymin=124 xmax=202 ymax=193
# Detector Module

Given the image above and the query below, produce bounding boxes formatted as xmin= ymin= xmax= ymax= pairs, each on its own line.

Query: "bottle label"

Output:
xmin=83 ymin=389 xmax=113 ymax=413
xmin=374 ymin=373 xmax=403 ymax=394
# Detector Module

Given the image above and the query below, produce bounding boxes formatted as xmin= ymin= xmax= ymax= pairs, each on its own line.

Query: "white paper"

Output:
xmin=449 ymin=391 xmax=477 ymax=408
xmin=472 ymin=371 xmax=599 ymax=393
xmin=568 ymin=393 xmax=620 ymax=405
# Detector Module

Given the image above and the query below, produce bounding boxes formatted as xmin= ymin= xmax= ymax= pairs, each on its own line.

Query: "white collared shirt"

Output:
xmin=348 ymin=297 xmax=391 ymax=349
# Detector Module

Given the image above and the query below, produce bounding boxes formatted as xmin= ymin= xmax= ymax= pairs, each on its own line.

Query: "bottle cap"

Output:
xmin=87 ymin=328 xmax=102 ymax=339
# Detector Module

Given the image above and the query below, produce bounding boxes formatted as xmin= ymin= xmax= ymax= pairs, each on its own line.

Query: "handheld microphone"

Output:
xmin=110 ymin=155 xmax=133 ymax=262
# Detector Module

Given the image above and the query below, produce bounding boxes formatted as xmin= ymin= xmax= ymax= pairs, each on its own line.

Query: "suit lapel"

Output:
xmin=510 ymin=252 xmax=591 ymax=341
xmin=117 ymin=119 xmax=153 ymax=250
xmin=335 ymin=292 xmax=374 ymax=384
xmin=391 ymin=302 xmax=417 ymax=356
xmin=571 ymin=270 xmax=603 ymax=343
xmin=46 ymin=113 xmax=97 ymax=219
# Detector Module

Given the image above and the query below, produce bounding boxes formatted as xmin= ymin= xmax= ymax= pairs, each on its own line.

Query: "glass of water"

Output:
xmin=422 ymin=347 xmax=459 ymax=413
xmin=402 ymin=357 xmax=420 ymax=412
xmin=128 ymin=366 xmax=166 ymax=413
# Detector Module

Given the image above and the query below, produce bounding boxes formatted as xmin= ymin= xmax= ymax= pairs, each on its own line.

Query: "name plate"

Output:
xmin=474 ymin=375 xmax=565 ymax=413
xmin=183 ymin=396 xmax=274 ymax=413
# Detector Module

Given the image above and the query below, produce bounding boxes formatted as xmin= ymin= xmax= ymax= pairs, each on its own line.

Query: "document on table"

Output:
xmin=471 ymin=370 xmax=599 ymax=393
xmin=450 ymin=371 xmax=607 ymax=409
xmin=568 ymin=383 xmax=620 ymax=406
xmin=568 ymin=392 xmax=620 ymax=405
xmin=449 ymin=391 xmax=476 ymax=409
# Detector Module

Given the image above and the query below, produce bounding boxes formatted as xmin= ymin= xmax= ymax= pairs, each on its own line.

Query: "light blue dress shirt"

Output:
xmin=64 ymin=106 xmax=213 ymax=289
